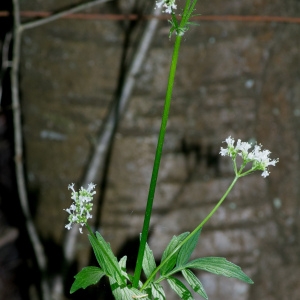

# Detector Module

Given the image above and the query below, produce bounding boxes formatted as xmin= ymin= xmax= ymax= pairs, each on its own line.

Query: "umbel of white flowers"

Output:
xmin=220 ymin=136 xmax=279 ymax=178
xmin=155 ymin=0 xmax=177 ymax=14
xmin=64 ymin=183 xmax=96 ymax=233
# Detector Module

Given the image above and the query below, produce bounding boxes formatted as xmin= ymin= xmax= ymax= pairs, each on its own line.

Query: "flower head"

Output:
xmin=64 ymin=183 xmax=96 ymax=233
xmin=220 ymin=136 xmax=279 ymax=177
xmin=156 ymin=0 xmax=177 ymax=14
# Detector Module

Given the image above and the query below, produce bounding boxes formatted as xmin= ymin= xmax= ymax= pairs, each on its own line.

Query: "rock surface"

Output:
xmin=2 ymin=0 xmax=300 ymax=299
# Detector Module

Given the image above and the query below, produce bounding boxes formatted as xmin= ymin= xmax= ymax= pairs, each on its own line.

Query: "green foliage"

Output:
xmin=150 ymin=282 xmax=166 ymax=300
xmin=181 ymin=269 xmax=208 ymax=299
xmin=185 ymin=257 xmax=254 ymax=284
xmin=169 ymin=0 xmax=199 ymax=37
xmin=177 ymin=228 xmax=201 ymax=267
xmin=70 ymin=266 xmax=105 ymax=294
xmin=88 ymin=231 xmax=126 ymax=286
xmin=167 ymin=276 xmax=193 ymax=300
xmin=160 ymin=232 xmax=189 ymax=275
xmin=142 ymin=242 xmax=157 ymax=280
xmin=109 ymin=277 xmax=147 ymax=300
xmin=110 ymin=256 xmax=147 ymax=300
xmin=70 ymin=224 xmax=253 ymax=300
xmin=139 ymin=230 xmax=252 ymax=300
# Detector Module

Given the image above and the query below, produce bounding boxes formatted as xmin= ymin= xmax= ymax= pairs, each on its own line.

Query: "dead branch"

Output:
xmin=63 ymin=3 xmax=162 ymax=266
xmin=10 ymin=0 xmax=112 ymax=299
xmin=0 ymin=32 xmax=12 ymax=106
xmin=20 ymin=0 xmax=111 ymax=31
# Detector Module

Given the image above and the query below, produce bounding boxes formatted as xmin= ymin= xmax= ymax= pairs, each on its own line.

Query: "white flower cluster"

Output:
xmin=155 ymin=0 xmax=177 ymax=14
xmin=220 ymin=136 xmax=279 ymax=178
xmin=64 ymin=183 xmax=96 ymax=233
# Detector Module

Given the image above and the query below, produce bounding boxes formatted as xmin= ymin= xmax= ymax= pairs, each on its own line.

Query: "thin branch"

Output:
xmin=63 ymin=5 xmax=162 ymax=264
xmin=2 ymin=11 xmax=300 ymax=23
xmin=11 ymin=1 xmax=50 ymax=298
xmin=20 ymin=0 xmax=111 ymax=31
xmin=0 ymin=32 xmax=12 ymax=106
xmin=10 ymin=0 xmax=112 ymax=299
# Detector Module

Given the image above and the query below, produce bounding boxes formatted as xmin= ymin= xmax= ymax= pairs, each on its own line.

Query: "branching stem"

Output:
xmin=141 ymin=176 xmax=239 ymax=290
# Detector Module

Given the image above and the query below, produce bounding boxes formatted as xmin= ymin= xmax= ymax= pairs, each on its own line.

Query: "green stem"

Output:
xmin=132 ymin=0 xmax=199 ymax=287
xmin=86 ymin=223 xmax=94 ymax=237
xmin=141 ymin=176 xmax=239 ymax=290
xmin=132 ymin=34 xmax=183 ymax=288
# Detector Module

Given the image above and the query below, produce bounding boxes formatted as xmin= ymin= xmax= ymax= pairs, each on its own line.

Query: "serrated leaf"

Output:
xmin=142 ymin=242 xmax=156 ymax=280
xmin=160 ymin=232 xmax=189 ymax=275
xmin=88 ymin=232 xmax=125 ymax=286
xmin=182 ymin=269 xmax=208 ymax=300
xmin=70 ymin=266 xmax=105 ymax=294
xmin=150 ymin=282 xmax=166 ymax=300
xmin=186 ymin=257 xmax=254 ymax=284
xmin=177 ymin=228 xmax=202 ymax=267
xmin=167 ymin=276 xmax=194 ymax=300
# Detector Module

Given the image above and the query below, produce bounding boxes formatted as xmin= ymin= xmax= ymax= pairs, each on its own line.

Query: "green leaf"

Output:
xmin=119 ymin=255 xmax=131 ymax=282
xmin=171 ymin=12 xmax=179 ymax=28
xmin=150 ymin=282 xmax=166 ymax=300
xmin=142 ymin=242 xmax=156 ymax=280
xmin=160 ymin=232 xmax=189 ymax=275
xmin=109 ymin=276 xmax=149 ymax=300
xmin=119 ymin=255 xmax=127 ymax=270
xmin=177 ymin=228 xmax=202 ymax=267
xmin=167 ymin=276 xmax=194 ymax=300
xmin=181 ymin=269 xmax=208 ymax=300
xmin=70 ymin=266 xmax=105 ymax=294
xmin=186 ymin=257 xmax=254 ymax=284
xmin=88 ymin=232 xmax=125 ymax=286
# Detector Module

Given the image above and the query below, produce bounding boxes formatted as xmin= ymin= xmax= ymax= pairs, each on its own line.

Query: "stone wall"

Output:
xmin=13 ymin=0 xmax=300 ymax=299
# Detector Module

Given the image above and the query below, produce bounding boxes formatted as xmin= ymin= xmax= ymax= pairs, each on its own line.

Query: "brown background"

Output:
xmin=1 ymin=0 xmax=300 ymax=299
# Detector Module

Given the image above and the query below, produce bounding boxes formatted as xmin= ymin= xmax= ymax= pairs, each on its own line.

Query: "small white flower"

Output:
xmin=65 ymin=223 xmax=72 ymax=230
xmin=64 ymin=183 xmax=96 ymax=233
xmin=225 ymin=136 xmax=235 ymax=147
xmin=220 ymin=147 xmax=228 ymax=156
xmin=68 ymin=183 xmax=75 ymax=193
xmin=220 ymin=136 xmax=238 ymax=158
xmin=261 ymin=170 xmax=269 ymax=178
xmin=236 ymin=139 xmax=252 ymax=157
xmin=155 ymin=0 xmax=177 ymax=14
xmin=220 ymin=136 xmax=279 ymax=177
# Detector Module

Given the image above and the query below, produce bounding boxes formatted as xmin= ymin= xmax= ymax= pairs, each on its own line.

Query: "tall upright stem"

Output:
xmin=132 ymin=34 xmax=182 ymax=288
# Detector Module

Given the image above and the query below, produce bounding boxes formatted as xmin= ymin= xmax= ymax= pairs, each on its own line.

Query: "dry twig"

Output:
xmin=10 ymin=0 xmax=111 ymax=299
xmin=63 ymin=0 xmax=162 ymax=266
xmin=0 ymin=32 xmax=12 ymax=105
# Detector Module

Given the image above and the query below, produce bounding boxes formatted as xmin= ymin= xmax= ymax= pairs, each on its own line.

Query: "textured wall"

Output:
xmin=16 ymin=0 xmax=300 ymax=299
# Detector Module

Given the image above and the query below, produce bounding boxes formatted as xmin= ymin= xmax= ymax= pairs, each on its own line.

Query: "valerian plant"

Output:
xmin=64 ymin=1 xmax=279 ymax=299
